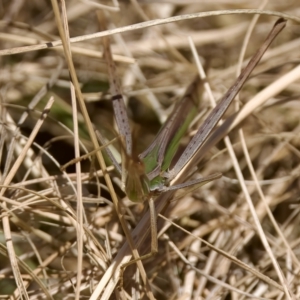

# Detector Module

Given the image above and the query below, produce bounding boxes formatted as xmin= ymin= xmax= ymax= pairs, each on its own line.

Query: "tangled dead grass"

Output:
xmin=1 ymin=1 xmax=300 ymax=299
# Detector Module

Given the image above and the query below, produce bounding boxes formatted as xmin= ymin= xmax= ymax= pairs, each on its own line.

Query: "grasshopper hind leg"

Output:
xmin=118 ymin=196 xmax=158 ymax=292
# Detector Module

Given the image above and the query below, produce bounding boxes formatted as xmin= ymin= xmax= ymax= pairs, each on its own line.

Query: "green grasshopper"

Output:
xmin=98 ymin=17 xmax=286 ymax=262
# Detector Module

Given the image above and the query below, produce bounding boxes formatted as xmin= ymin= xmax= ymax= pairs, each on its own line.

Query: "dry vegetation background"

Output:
xmin=1 ymin=1 xmax=300 ymax=299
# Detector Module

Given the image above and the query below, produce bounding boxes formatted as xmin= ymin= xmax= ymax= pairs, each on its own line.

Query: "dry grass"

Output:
xmin=1 ymin=1 xmax=300 ymax=299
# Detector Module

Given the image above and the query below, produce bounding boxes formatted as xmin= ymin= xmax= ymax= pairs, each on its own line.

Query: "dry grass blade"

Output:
xmin=159 ymin=214 xmax=283 ymax=292
xmin=1 ymin=97 xmax=54 ymax=299
xmin=0 ymin=9 xmax=300 ymax=56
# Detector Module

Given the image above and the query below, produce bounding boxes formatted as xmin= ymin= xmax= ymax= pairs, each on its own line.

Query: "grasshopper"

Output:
xmin=97 ymin=16 xmax=286 ymax=266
